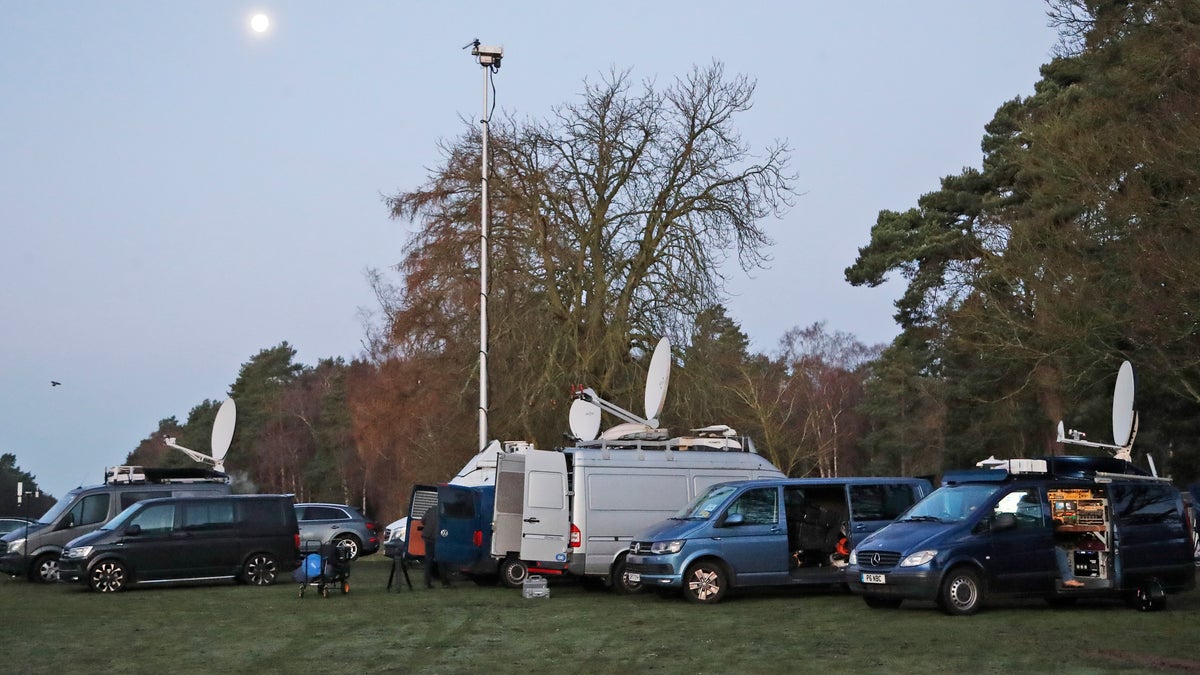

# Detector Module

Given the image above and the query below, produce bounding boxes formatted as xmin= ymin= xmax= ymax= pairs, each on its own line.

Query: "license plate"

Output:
xmin=861 ymin=573 xmax=886 ymax=584
xmin=626 ymin=572 xmax=641 ymax=582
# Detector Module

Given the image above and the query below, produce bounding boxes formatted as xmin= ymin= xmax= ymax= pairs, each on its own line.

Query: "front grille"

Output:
xmin=857 ymin=551 xmax=902 ymax=570
xmin=626 ymin=562 xmax=673 ymax=575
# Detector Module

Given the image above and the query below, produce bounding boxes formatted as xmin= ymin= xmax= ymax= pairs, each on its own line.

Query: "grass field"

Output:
xmin=1 ymin=557 xmax=1196 ymax=674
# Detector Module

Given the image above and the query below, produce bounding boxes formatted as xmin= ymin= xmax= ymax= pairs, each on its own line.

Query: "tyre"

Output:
xmin=938 ymin=567 xmax=984 ymax=616
xmin=611 ymin=555 xmax=643 ymax=595
xmin=333 ymin=535 xmax=361 ymax=560
xmin=242 ymin=553 xmax=279 ymax=586
xmin=89 ymin=559 xmax=127 ymax=593
xmin=1131 ymin=578 xmax=1166 ymax=612
xmin=863 ymin=595 xmax=903 ymax=609
xmin=499 ymin=557 xmax=528 ymax=588
xmin=682 ymin=560 xmax=728 ymax=604
xmin=30 ymin=553 xmax=60 ymax=584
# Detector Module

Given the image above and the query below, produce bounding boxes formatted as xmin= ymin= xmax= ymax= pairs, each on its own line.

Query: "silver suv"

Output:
xmin=294 ymin=503 xmax=378 ymax=560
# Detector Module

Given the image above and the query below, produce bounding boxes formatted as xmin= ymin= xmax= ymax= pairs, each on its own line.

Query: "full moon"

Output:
xmin=250 ymin=14 xmax=270 ymax=32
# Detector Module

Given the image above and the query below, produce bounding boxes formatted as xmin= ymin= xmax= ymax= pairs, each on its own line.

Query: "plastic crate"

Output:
xmin=522 ymin=575 xmax=549 ymax=599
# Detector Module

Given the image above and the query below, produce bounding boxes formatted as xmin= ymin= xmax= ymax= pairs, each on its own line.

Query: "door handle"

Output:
xmin=524 ymin=517 xmax=540 ymax=524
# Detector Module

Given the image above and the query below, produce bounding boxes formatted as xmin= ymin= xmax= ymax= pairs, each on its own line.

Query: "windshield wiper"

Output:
xmin=901 ymin=515 xmax=943 ymax=523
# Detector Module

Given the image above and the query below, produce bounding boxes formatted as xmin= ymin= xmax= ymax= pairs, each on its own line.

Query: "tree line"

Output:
xmin=9 ymin=0 xmax=1197 ymax=522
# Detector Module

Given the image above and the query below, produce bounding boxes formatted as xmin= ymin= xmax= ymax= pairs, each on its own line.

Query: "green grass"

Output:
xmin=2 ymin=558 xmax=1196 ymax=674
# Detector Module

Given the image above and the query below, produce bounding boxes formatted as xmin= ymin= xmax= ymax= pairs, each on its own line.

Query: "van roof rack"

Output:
xmin=572 ymin=433 xmax=756 ymax=453
xmin=105 ymin=465 xmax=231 ymax=485
xmin=944 ymin=455 xmax=1160 ymax=485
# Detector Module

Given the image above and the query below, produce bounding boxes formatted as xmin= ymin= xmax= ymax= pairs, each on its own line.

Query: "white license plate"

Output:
xmin=626 ymin=572 xmax=641 ymax=582
xmin=861 ymin=573 xmax=886 ymax=584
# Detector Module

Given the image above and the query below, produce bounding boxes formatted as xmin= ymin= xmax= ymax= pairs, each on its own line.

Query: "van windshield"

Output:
xmin=99 ymin=503 xmax=143 ymax=531
xmin=36 ymin=489 xmax=81 ymax=524
xmin=902 ymin=484 xmax=1001 ymax=523
xmin=674 ymin=485 xmax=739 ymax=520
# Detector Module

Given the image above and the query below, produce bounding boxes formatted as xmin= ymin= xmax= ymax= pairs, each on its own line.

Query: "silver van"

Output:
xmin=490 ymin=444 xmax=785 ymax=591
xmin=0 ymin=466 xmax=229 ymax=582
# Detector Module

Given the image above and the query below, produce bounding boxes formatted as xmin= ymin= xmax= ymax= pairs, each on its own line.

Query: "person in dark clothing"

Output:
xmin=421 ymin=505 xmax=451 ymax=588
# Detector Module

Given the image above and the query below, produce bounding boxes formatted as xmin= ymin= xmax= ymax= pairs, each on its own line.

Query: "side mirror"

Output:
xmin=992 ymin=513 xmax=1017 ymax=532
xmin=59 ymin=515 xmax=76 ymax=530
xmin=125 ymin=524 xmax=142 ymax=536
xmin=723 ymin=513 xmax=745 ymax=527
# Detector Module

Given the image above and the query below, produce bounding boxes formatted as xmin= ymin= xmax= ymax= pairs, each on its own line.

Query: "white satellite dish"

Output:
xmin=568 ymin=399 xmax=602 ymax=442
xmin=165 ymin=396 xmax=235 ymax=472
xmin=1111 ymin=361 xmax=1136 ymax=447
xmin=643 ymin=337 xmax=671 ymax=425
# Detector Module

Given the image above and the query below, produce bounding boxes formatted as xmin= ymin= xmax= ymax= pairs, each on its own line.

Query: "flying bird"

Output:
xmin=50 ymin=381 xmax=62 ymax=387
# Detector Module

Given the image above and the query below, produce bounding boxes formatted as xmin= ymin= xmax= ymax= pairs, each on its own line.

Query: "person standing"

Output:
xmin=421 ymin=504 xmax=452 ymax=588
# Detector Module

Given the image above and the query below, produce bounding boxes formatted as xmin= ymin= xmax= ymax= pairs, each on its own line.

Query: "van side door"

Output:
xmin=1110 ymin=483 xmax=1191 ymax=584
xmin=491 ymin=453 xmax=525 ymax=559
xmin=179 ymin=499 xmax=239 ymax=576
xmin=981 ymin=488 xmax=1054 ymax=593
xmin=519 ymin=449 xmax=570 ymax=564
xmin=717 ymin=486 xmax=789 ymax=585
xmin=120 ymin=502 xmax=181 ymax=579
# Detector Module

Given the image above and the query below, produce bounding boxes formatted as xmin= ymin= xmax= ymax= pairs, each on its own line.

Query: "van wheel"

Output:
xmin=683 ymin=561 xmax=728 ymax=604
xmin=31 ymin=553 xmax=60 ymax=584
xmin=1131 ymin=578 xmax=1166 ymax=612
xmin=863 ymin=595 xmax=903 ymax=609
xmin=938 ymin=568 xmax=983 ymax=616
xmin=612 ymin=556 xmax=643 ymax=595
xmin=89 ymin=560 xmax=127 ymax=593
xmin=499 ymin=557 xmax=528 ymax=588
xmin=333 ymin=535 xmax=361 ymax=560
xmin=242 ymin=553 xmax=279 ymax=586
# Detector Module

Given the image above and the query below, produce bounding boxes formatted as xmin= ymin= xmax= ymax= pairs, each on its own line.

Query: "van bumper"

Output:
xmin=845 ymin=564 xmax=940 ymax=601
xmin=625 ymin=553 xmax=681 ymax=588
xmin=0 ymin=552 xmax=28 ymax=577
xmin=56 ymin=558 xmax=86 ymax=583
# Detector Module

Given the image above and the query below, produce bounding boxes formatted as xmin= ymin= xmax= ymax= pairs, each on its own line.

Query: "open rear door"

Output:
xmin=491 ymin=453 xmax=525 ymax=558
xmin=520 ymin=449 xmax=570 ymax=563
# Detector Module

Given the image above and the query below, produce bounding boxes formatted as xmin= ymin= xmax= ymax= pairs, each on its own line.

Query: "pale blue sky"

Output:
xmin=1 ymin=2 xmax=1059 ymax=498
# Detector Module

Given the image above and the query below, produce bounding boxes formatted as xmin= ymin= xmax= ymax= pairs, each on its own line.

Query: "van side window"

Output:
xmin=182 ymin=501 xmax=235 ymax=530
xmin=1113 ymin=485 xmax=1181 ymax=525
xmin=120 ymin=492 xmax=160 ymax=510
xmin=728 ymin=488 xmax=778 ymax=525
xmin=65 ymin=494 xmax=111 ymax=528
xmin=849 ymin=484 xmax=918 ymax=521
xmin=129 ymin=504 xmax=175 ymax=534
xmin=992 ymin=489 xmax=1044 ymax=529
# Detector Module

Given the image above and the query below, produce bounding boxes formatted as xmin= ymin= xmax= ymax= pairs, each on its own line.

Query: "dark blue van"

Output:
xmin=432 ymin=484 xmax=498 ymax=583
xmin=846 ymin=457 xmax=1196 ymax=614
xmin=625 ymin=476 xmax=931 ymax=603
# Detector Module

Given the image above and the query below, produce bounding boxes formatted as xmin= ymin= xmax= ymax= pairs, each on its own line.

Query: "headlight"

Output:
xmin=848 ymin=550 xmax=857 ymax=565
xmin=649 ymin=540 xmax=684 ymax=555
xmin=7 ymin=538 xmax=25 ymax=554
xmin=63 ymin=546 xmax=92 ymax=559
xmin=900 ymin=550 xmax=937 ymax=567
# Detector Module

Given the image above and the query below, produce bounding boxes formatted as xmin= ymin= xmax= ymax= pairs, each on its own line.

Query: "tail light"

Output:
xmin=294 ymin=533 xmax=300 ymax=551
xmin=473 ymin=530 xmax=483 ymax=547
xmin=366 ymin=521 xmax=377 ymax=533
xmin=569 ymin=523 xmax=581 ymax=548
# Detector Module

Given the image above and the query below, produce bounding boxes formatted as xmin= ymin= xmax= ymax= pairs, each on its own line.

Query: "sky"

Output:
xmin=0 ymin=2 xmax=1061 ymax=500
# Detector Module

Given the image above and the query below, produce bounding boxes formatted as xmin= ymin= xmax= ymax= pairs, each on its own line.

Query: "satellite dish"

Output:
xmin=1055 ymin=421 xmax=1066 ymax=443
xmin=643 ymin=337 xmax=671 ymax=424
xmin=211 ymin=397 xmax=236 ymax=466
xmin=1111 ymin=361 xmax=1136 ymax=447
xmin=568 ymin=399 xmax=602 ymax=442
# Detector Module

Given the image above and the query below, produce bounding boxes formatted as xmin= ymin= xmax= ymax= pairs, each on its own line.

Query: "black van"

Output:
xmin=847 ymin=457 xmax=1196 ymax=614
xmin=57 ymin=494 xmax=300 ymax=592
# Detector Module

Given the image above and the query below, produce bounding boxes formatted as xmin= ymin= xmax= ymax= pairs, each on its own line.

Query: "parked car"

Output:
xmin=0 ymin=518 xmax=33 ymax=536
xmin=0 ymin=466 xmax=230 ymax=583
xmin=295 ymin=503 xmax=378 ymax=560
xmin=846 ymin=456 xmax=1196 ymax=614
xmin=57 ymin=494 xmax=299 ymax=593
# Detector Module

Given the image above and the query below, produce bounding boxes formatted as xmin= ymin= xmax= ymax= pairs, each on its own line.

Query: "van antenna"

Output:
xmin=1056 ymin=361 xmax=1139 ymax=462
xmin=164 ymin=397 xmax=235 ymax=473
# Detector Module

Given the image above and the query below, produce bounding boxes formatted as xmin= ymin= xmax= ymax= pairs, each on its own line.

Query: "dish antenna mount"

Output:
xmin=165 ymin=397 xmax=235 ymax=472
xmin=1056 ymin=361 xmax=1139 ymax=463
xmin=568 ymin=337 xmax=671 ymax=441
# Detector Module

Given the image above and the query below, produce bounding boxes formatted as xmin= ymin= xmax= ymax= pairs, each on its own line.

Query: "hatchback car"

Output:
xmin=295 ymin=503 xmax=378 ymax=560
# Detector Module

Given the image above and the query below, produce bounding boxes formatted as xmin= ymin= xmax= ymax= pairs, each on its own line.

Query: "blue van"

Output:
xmin=846 ymin=457 xmax=1196 ymax=614
xmin=431 ymin=484 xmax=498 ymax=582
xmin=625 ymin=476 xmax=931 ymax=603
